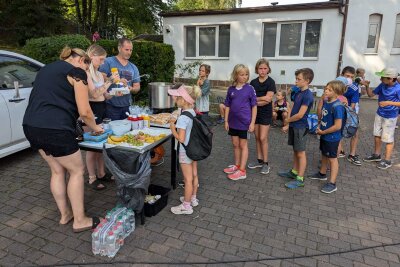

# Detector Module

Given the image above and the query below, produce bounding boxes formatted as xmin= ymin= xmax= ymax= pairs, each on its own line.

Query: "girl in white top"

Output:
xmin=168 ymin=85 xmax=202 ymax=215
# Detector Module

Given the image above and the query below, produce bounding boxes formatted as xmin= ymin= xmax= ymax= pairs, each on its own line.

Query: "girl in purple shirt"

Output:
xmin=223 ymin=64 xmax=257 ymax=181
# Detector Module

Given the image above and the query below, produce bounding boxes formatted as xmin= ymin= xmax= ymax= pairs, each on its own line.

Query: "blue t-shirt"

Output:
xmin=99 ymin=56 xmax=140 ymax=108
xmin=289 ymin=88 xmax=314 ymax=129
xmin=373 ymin=82 xmax=400 ymax=118
xmin=320 ymin=99 xmax=345 ymax=142
xmin=344 ymin=82 xmax=360 ymax=106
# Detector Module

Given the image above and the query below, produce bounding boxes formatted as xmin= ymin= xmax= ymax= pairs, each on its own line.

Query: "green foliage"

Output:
xmin=172 ymin=0 xmax=239 ymax=10
xmin=0 ymin=0 xmax=67 ymax=46
xmin=175 ymin=60 xmax=203 ymax=85
xmin=96 ymin=39 xmax=119 ymax=56
xmin=23 ymin=35 xmax=91 ymax=64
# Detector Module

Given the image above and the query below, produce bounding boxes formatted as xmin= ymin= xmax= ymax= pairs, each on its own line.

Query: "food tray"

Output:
xmin=83 ymin=129 xmax=112 ymax=142
xmin=150 ymin=122 xmax=170 ymax=128
xmin=109 ymin=87 xmax=130 ymax=95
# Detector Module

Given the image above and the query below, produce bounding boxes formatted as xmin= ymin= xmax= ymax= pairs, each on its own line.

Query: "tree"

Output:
xmin=171 ymin=0 xmax=242 ymax=10
xmin=0 ymin=0 xmax=67 ymax=45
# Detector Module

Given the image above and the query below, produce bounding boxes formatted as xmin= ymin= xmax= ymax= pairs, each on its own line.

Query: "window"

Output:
xmin=393 ymin=14 xmax=400 ymax=48
xmin=366 ymin=14 xmax=382 ymax=53
xmin=262 ymin=20 xmax=321 ymax=58
xmin=185 ymin=25 xmax=230 ymax=58
xmin=0 ymin=55 xmax=41 ymax=89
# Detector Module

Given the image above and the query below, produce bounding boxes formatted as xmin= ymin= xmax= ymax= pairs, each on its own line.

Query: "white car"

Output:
xmin=0 ymin=50 xmax=44 ymax=158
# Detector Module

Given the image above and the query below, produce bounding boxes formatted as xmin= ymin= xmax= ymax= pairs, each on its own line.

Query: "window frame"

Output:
xmin=391 ymin=13 xmax=400 ymax=54
xmin=261 ymin=20 xmax=322 ymax=60
xmin=365 ymin=14 xmax=382 ymax=54
xmin=184 ymin=24 xmax=230 ymax=59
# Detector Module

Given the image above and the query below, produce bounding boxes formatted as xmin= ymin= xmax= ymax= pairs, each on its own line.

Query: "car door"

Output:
xmin=0 ymin=54 xmax=42 ymax=144
xmin=0 ymin=88 xmax=11 ymax=147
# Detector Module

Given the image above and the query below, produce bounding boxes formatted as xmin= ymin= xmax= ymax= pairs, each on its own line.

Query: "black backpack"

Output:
xmin=179 ymin=111 xmax=213 ymax=161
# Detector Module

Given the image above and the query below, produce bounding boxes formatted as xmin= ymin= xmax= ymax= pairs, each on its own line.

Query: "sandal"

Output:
xmin=73 ymin=216 xmax=100 ymax=233
xmin=97 ymin=173 xmax=114 ymax=183
xmin=88 ymin=178 xmax=106 ymax=191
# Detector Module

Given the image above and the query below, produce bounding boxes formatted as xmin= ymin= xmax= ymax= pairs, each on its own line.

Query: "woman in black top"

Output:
xmin=248 ymin=59 xmax=276 ymax=175
xmin=23 ymin=47 xmax=102 ymax=232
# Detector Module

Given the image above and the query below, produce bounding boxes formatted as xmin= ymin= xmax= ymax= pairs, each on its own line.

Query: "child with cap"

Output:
xmin=363 ymin=67 xmax=400 ymax=169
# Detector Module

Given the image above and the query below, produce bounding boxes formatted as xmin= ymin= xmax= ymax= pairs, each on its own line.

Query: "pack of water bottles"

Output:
xmin=92 ymin=206 xmax=135 ymax=257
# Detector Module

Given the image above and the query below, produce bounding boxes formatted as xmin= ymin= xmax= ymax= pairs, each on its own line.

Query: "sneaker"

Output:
xmin=285 ymin=179 xmax=304 ymax=189
xmin=363 ymin=154 xmax=381 ymax=162
xmin=347 ymin=155 xmax=361 ymax=166
xmin=308 ymin=172 xmax=327 ymax=181
xmin=224 ymin=165 xmax=238 ymax=174
xmin=180 ymin=196 xmax=199 ymax=207
xmin=227 ymin=170 xmax=247 ymax=180
xmin=260 ymin=164 xmax=270 ymax=174
xmin=338 ymin=151 xmax=346 ymax=158
xmin=278 ymin=170 xmax=297 ymax=179
xmin=171 ymin=203 xmax=193 ymax=215
xmin=321 ymin=182 xmax=337 ymax=193
xmin=377 ymin=160 xmax=392 ymax=170
xmin=217 ymin=117 xmax=225 ymax=124
xmin=248 ymin=161 xmax=263 ymax=169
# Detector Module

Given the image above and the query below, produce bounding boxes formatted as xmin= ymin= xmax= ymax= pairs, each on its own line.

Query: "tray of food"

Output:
xmin=109 ymin=87 xmax=130 ymax=96
xmin=149 ymin=110 xmax=179 ymax=127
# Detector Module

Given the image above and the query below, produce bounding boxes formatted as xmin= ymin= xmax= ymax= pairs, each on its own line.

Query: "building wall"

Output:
xmin=163 ymin=8 xmax=343 ymax=87
xmin=343 ymin=0 xmax=400 ymax=87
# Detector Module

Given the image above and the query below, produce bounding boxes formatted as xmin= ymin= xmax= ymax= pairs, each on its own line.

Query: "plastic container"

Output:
xmin=144 ymin=184 xmax=170 ymax=217
xmin=83 ymin=129 xmax=112 ymax=142
xmin=143 ymin=114 xmax=150 ymax=128
xmin=109 ymin=120 xmax=131 ymax=136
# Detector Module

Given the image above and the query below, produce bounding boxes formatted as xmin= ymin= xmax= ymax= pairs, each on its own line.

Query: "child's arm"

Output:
xmin=224 ymin=106 xmax=230 ymax=131
xmin=200 ymin=79 xmax=210 ymax=96
xmin=249 ymin=105 xmax=257 ymax=132
xmin=316 ymin=118 xmax=342 ymax=135
xmin=169 ymin=118 xmax=186 ymax=143
xmin=379 ymin=101 xmax=400 ymax=107
xmin=257 ymin=91 xmax=274 ymax=106
xmin=286 ymin=105 xmax=308 ymax=124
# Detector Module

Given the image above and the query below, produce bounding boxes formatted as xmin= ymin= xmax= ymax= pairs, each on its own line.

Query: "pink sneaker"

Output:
xmin=227 ymin=170 xmax=246 ymax=180
xmin=224 ymin=165 xmax=238 ymax=174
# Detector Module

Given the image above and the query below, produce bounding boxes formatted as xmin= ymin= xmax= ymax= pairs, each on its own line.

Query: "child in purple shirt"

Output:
xmin=223 ymin=64 xmax=257 ymax=181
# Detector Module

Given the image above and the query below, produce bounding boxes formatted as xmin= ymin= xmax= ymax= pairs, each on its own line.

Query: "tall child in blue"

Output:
xmin=168 ymin=85 xmax=202 ymax=215
xmin=247 ymin=58 xmax=276 ymax=175
xmin=363 ymin=68 xmax=400 ymax=169
xmin=99 ymin=38 xmax=140 ymax=120
xmin=223 ymin=64 xmax=257 ymax=181
xmin=309 ymin=81 xmax=346 ymax=193
xmin=278 ymin=68 xmax=315 ymax=189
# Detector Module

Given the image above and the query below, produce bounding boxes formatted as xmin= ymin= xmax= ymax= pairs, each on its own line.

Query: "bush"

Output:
xmin=23 ymin=34 xmax=91 ymax=64
xmin=96 ymin=39 xmax=118 ymax=56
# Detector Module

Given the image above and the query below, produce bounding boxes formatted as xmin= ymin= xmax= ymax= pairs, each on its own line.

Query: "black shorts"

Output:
xmin=228 ymin=128 xmax=249 ymax=139
xmin=90 ymin=101 xmax=106 ymax=124
xmin=288 ymin=127 xmax=308 ymax=152
xmin=23 ymin=125 xmax=79 ymax=157
xmin=255 ymin=107 xmax=272 ymax=125
xmin=276 ymin=110 xmax=284 ymax=121
xmin=319 ymin=139 xmax=340 ymax=158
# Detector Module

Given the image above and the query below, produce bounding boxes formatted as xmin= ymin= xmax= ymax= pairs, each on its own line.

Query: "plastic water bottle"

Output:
xmin=106 ymin=231 xmax=118 ymax=258
xmin=92 ymin=229 xmax=100 ymax=255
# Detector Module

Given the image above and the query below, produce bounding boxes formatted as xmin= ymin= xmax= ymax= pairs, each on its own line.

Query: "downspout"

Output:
xmin=336 ymin=0 xmax=349 ymax=77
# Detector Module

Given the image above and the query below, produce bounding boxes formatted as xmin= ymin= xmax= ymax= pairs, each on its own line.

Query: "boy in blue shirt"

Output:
xmin=309 ymin=80 xmax=346 ymax=193
xmin=363 ymin=68 xmax=400 ymax=169
xmin=279 ymin=68 xmax=315 ymax=189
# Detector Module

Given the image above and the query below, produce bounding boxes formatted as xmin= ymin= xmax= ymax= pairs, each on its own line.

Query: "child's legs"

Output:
xmin=231 ymin=136 xmax=241 ymax=165
xmin=239 ymin=138 xmax=249 ymax=170
xmin=192 ymin=161 xmax=199 ymax=196
xmin=381 ymin=117 xmax=397 ymax=160
xmin=337 ymin=140 xmax=343 ymax=153
xmin=272 ymin=112 xmax=277 ymax=122
xmin=295 ymin=151 xmax=307 ymax=177
xmin=282 ymin=112 xmax=288 ymax=126
xmin=328 ymin=157 xmax=339 ymax=184
xmin=320 ymin=154 xmax=329 ymax=174
xmin=180 ymin=163 xmax=194 ymax=202
xmin=257 ymin=124 xmax=270 ymax=162
xmin=374 ymin=136 xmax=382 ymax=155
xmin=349 ymin=130 xmax=359 ymax=156
xmin=292 ymin=128 xmax=308 ymax=176
xmin=373 ymin=114 xmax=384 ymax=154
xmin=254 ymin=125 xmax=262 ymax=160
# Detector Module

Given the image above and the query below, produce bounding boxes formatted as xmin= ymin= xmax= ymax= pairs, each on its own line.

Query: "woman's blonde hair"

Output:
xmin=326 ymin=80 xmax=346 ymax=95
xmin=183 ymin=85 xmax=202 ymax=104
xmin=230 ymin=64 xmax=249 ymax=86
xmin=254 ymin=58 xmax=271 ymax=74
xmin=86 ymin=44 xmax=107 ymax=83
xmin=59 ymin=46 xmax=90 ymax=64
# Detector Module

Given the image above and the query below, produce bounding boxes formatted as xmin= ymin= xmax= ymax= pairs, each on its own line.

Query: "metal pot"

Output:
xmin=148 ymin=82 xmax=174 ymax=109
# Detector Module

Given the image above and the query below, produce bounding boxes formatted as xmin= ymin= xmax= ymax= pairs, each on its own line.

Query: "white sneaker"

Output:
xmin=171 ymin=203 xmax=193 ymax=215
xmin=180 ymin=196 xmax=199 ymax=207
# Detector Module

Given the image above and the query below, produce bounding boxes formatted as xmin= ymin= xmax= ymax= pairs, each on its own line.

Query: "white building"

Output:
xmin=161 ymin=0 xmax=400 ymax=88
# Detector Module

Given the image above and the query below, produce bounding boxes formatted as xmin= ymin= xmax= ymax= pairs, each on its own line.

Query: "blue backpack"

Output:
xmin=332 ymin=102 xmax=359 ymax=138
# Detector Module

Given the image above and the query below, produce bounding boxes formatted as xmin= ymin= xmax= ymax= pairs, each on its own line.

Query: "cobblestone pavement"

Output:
xmin=1 ymin=99 xmax=400 ymax=267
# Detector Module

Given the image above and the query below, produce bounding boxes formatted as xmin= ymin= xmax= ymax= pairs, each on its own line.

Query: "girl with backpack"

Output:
xmin=168 ymin=85 xmax=202 ymax=215
xmin=223 ymin=64 xmax=257 ymax=180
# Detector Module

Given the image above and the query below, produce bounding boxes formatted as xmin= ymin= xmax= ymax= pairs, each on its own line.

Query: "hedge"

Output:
xmin=23 ymin=34 xmax=91 ymax=64
xmin=23 ymin=35 xmax=175 ymax=104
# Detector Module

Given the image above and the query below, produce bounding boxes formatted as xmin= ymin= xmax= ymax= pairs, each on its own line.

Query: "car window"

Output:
xmin=0 ymin=55 xmax=41 ymax=90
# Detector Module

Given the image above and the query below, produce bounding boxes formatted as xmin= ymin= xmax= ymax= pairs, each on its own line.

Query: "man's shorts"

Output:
xmin=320 ymin=139 xmax=340 ymax=158
xmin=373 ymin=114 xmax=397 ymax=143
xmin=288 ymin=127 xmax=308 ymax=152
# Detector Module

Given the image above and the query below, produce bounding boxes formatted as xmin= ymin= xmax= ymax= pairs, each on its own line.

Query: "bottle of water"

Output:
xmin=92 ymin=228 xmax=100 ymax=255
xmin=106 ymin=231 xmax=119 ymax=258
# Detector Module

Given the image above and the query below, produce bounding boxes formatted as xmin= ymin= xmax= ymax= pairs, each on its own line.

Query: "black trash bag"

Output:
xmin=103 ymin=147 xmax=151 ymax=212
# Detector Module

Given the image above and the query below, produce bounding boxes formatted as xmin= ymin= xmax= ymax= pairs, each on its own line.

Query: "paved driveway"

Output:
xmin=1 ymin=99 xmax=400 ymax=266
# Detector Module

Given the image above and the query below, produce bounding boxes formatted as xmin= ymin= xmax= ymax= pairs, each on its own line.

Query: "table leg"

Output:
xmin=171 ymin=137 xmax=176 ymax=189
